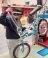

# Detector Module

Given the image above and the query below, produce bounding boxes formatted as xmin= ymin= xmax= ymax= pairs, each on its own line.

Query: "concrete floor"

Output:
xmin=0 ymin=45 xmax=48 ymax=58
xmin=0 ymin=24 xmax=8 ymax=55
xmin=0 ymin=24 xmax=48 ymax=58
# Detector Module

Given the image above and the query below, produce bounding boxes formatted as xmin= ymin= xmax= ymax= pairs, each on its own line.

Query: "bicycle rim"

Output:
xmin=13 ymin=43 xmax=30 ymax=58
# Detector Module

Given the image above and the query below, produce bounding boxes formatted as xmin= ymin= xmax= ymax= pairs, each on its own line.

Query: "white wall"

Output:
xmin=7 ymin=0 xmax=37 ymax=5
xmin=0 ymin=0 xmax=2 ymax=15
xmin=3 ymin=0 xmax=48 ymax=6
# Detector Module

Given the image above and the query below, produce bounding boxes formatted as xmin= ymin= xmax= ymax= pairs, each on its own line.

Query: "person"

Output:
xmin=0 ymin=7 xmax=23 ymax=58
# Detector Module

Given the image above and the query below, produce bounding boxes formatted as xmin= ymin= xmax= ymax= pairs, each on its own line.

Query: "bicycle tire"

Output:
xmin=13 ymin=43 xmax=30 ymax=58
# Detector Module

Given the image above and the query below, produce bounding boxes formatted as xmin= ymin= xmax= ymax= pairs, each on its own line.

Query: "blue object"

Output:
xmin=38 ymin=14 xmax=48 ymax=18
xmin=37 ymin=48 xmax=48 ymax=56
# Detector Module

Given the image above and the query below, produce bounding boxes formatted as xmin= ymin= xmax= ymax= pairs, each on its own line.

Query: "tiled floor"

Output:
xmin=0 ymin=24 xmax=48 ymax=58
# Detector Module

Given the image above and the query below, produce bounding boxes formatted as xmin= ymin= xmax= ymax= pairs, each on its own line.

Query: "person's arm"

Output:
xmin=0 ymin=7 xmax=12 ymax=26
xmin=0 ymin=12 xmax=7 ymax=26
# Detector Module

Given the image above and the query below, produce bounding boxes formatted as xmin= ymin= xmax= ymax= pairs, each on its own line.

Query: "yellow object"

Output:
xmin=20 ymin=16 xmax=27 ymax=26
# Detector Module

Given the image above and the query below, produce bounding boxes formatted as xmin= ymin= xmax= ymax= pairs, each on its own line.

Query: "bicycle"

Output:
xmin=7 ymin=11 xmax=31 ymax=58
xmin=8 ymin=7 xmax=38 ymax=58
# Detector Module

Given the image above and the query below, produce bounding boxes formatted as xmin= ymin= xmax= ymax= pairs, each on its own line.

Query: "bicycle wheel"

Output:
xmin=13 ymin=43 xmax=30 ymax=58
xmin=38 ymin=19 xmax=47 ymax=36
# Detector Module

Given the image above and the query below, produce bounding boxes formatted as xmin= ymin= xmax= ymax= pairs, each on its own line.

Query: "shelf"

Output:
xmin=2 ymin=4 xmax=36 ymax=8
xmin=2 ymin=4 xmax=35 ymax=16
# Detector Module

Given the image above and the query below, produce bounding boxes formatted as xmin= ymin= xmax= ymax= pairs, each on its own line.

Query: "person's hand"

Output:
xmin=6 ymin=7 xmax=13 ymax=13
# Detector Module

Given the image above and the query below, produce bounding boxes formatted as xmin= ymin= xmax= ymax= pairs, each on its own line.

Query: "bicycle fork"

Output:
xmin=21 ymin=40 xmax=24 ymax=53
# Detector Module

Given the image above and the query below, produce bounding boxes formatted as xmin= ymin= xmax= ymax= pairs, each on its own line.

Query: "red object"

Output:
xmin=37 ymin=37 xmax=48 ymax=47
xmin=23 ymin=8 xmax=33 ymax=16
